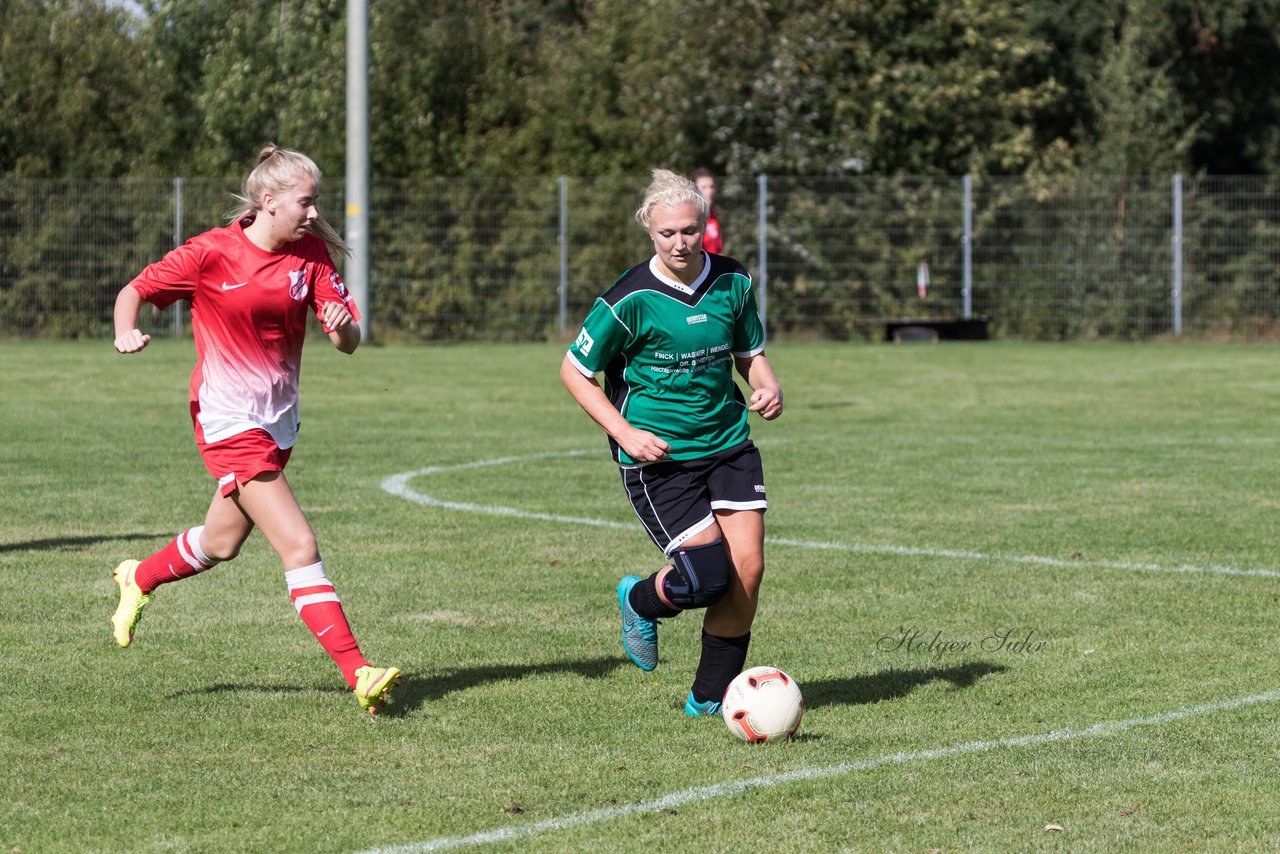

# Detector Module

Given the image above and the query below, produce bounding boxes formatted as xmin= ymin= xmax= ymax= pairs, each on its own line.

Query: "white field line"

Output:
xmin=379 ymin=452 xmax=1280 ymax=580
xmin=356 ymin=688 xmax=1280 ymax=853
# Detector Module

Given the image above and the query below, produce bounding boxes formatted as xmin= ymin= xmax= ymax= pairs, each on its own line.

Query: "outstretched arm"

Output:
xmin=560 ymin=354 xmax=670 ymax=462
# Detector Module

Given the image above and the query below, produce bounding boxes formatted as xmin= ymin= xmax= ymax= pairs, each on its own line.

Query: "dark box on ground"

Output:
xmin=884 ymin=317 xmax=990 ymax=342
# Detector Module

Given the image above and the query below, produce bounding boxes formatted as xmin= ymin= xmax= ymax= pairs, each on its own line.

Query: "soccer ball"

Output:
xmin=722 ymin=666 xmax=804 ymax=743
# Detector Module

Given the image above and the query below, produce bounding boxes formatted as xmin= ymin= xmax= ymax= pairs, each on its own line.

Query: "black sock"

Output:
xmin=628 ymin=573 xmax=680 ymax=619
xmin=691 ymin=630 xmax=751 ymax=704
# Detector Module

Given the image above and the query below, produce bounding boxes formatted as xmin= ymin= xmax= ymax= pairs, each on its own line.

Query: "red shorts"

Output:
xmin=198 ymin=429 xmax=293 ymax=497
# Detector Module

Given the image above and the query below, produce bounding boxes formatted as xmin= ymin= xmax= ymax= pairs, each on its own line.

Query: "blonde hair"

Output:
xmin=634 ymin=168 xmax=708 ymax=230
xmin=227 ymin=144 xmax=351 ymax=258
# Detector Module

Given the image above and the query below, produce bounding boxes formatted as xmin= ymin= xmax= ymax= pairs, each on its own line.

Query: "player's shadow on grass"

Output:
xmin=803 ymin=661 xmax=1007 ymax=709
xmin=0 ymin=532 xmax=170 ymax=554
xmin=381 ymin=657 xmax=628 ymax=716
xmin=168 ymin=657 xmax=628 ymax=717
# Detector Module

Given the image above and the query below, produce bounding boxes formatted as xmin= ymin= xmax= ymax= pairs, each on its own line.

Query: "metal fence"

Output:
xmin=3 ymin=174 xmax=1279 ymax=341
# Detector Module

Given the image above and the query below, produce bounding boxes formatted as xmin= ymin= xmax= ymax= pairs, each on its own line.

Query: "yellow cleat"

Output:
xmin=110 ymin=560 xmax=152 ymax=648
xmin=354 ymin=665 xmax=402 ymax=715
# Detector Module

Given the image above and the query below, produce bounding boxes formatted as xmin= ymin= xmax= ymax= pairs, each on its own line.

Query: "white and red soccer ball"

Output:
xmin=722 ymin=666 xmax=804 ymax=743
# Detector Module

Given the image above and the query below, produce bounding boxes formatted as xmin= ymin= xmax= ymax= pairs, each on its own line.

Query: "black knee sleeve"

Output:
xmin=662 ymin=540 xmax=732 ymax=610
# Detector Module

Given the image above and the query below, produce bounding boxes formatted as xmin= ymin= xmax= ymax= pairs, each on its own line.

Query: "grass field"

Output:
xmin=3 ymin=338 xmax=1280 ymax=852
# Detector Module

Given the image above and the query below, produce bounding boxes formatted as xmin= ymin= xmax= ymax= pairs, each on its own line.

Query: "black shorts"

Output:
xmin=620 ymin=440 xmax=767 ymax=557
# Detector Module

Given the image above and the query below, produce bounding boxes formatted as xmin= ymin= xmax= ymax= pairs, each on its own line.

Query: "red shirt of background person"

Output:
xmin=692 ymin=167 xmax=723 ymax=254
xmin=108 ymin=145 xmax=401 ymax=715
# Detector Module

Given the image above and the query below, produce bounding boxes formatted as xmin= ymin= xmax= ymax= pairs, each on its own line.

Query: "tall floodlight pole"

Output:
xmin=346 ymin=0 xmax=371 ymax=340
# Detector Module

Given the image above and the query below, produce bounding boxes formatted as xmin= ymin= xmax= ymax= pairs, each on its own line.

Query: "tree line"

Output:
xmin=3 ymin=0 xmax=1279 ymax=181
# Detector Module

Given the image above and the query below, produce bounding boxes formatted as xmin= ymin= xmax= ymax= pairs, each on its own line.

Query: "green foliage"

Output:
xmin=367 ymin=2 xmax=495 ymax=177
xmin=1064 ymin=2 xmax=1199 ymax=176
xmin=0 ymin=180 xmax=173 ymax=337
xmin=8 ymin=1 xmax=1280 ymax=343
xmin=1162 ymin=1 xmax=1280 ymax=174
xmin=6 ymin=0 xmax=1280 ymax=179
xmin=759 ymin=176 xmax=966 ymax=338
xmin=807 ymin=0 xmax=1066 ymax=176
xmin=1180 ymin=176 xmax=1280 ymax=338
xmin=0 ymin=0 xmax=145 ymax=177
xmin=370 ymin=177 xmax=566 ymax=340
xmin=134 ymin=0 xmax=347 ymax=176
xmin=1027 ymin=0 xmax=1280 ymax=175
xmin=969 ymin=176 xmax=1175 ymax=339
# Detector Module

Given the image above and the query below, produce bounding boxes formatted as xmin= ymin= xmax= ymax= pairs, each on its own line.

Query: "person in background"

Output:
xmin=110 ymin=144 xmax=401 ymax=715
xmin=691 ymin=167 xmax=723 ymax=255
xmin=561 ymin=168 xmax=783 ymax=717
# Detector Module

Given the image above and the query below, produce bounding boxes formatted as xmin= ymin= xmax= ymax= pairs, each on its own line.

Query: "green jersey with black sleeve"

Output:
xmin=565 ymin=252 xmax=765 ymax=465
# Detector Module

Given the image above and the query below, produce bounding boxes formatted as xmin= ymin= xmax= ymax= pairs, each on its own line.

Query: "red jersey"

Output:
xmin=129 ymin=220 xmax=360 ymax=450
xmin=702 ymin=209 xmax=723 ymax=254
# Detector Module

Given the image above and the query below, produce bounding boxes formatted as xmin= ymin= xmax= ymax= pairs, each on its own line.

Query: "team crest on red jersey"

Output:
xmin=288 ymin=269 xmax=308 ymax=302
xmin=330 ymin=272 xmax=350 ymax=299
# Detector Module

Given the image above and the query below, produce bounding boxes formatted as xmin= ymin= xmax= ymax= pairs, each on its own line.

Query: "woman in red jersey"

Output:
xmin=691 ymin=167 xmax=723 ymax=255
xmin=110 ymin=145 xmax=400 ymax=715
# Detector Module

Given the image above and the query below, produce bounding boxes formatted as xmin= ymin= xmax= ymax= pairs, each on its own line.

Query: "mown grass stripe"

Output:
xmin=382 ymin=455 xmax=1280 ymax=580
xmin=359 ymin=688 xmax=1280 ymax=853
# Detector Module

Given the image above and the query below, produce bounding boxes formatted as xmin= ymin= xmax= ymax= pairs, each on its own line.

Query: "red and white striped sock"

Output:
xmin=134 ymin=526 xmax=218 ymax=594
xmin=285 ymin=561 xmax=369 ymax=688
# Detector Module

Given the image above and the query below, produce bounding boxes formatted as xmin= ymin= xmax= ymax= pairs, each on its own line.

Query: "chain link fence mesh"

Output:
xmin=3 ymin=175 xmax=1278 ymax=341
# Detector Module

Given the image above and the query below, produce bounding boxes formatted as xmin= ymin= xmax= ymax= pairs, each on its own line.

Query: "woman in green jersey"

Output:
xmin=561 ymin=169 xmax=784 ymax=717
